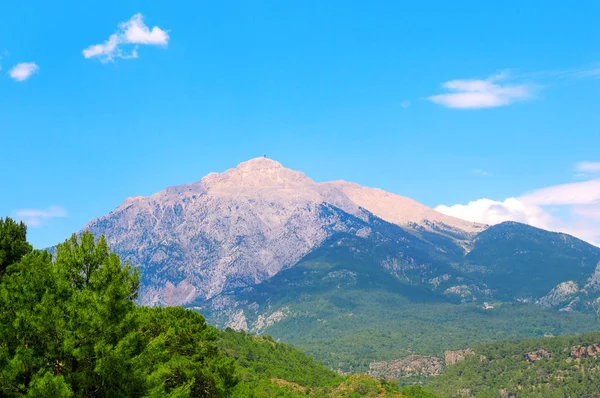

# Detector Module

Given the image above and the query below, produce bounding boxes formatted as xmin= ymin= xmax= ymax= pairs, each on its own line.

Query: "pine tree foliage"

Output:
xmin=0 ymin=217 xmax=436 ymax=397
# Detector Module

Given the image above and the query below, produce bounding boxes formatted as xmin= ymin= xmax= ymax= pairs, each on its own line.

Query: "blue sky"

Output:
xmin=2 ymin=1 xmax=599 ymax=248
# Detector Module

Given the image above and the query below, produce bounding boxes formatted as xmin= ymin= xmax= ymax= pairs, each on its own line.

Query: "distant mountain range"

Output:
xmin=82 ymin=157 xmax=600 ymax=372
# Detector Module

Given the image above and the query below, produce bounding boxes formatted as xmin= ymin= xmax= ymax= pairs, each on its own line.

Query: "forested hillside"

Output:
xmin=201 ymin=232 xmax=600 ymax=373
xmin=0 ymin=217 xmax=434 ymax=397
xmin=427 ymin=331 xmax=600 ymax=397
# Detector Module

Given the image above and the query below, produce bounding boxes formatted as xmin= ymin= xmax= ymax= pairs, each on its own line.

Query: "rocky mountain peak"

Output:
xmin=235 ymin=156 xmax=285 ymax=171
xmin=84 ymin=157 xmax=487 ymax=306
xmin=201 ymin=157 xmax=315 ymax=195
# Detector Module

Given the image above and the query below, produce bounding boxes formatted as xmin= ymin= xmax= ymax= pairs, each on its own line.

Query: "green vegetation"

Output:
xmin=0 ymin=222 xmax=237 ymax=397
xmin=427 ymin=331 xmax=600 ymax=397
xmin=271 ymin=295 xmax=598 ymax=374
xmin=465 ymin=221 xmax=600 ymax=299
xmin=218 ymin=328 xmax=340 ymax=390
xmin=0 ymin=217 xmax=436 ymax=397
xmin=0 ymin=218 xmax=32 ymax=276
xmin=216 ymin=326 xmax=438 ymax=397
xmin=203 ymin=233 xmax=600 ymax=373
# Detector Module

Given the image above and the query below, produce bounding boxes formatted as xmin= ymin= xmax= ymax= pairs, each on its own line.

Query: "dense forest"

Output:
xmin=427 ymin=331 xmax=600 ymax=397
xmin=0 ymin=217 xmax=436 ymax=397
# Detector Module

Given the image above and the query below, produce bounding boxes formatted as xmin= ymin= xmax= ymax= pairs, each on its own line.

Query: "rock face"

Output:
xmin=535 ymin=262 xmax=600 ymax=313
xmin=84 ymin=157 xmax=481 ymax=306
xmin=523 ymin=349 xmax=552 ymax=362
xmin=324 ymin=180 xmax=483 ymax=234
xmin=538 ymin=281 xmax=579 ymax=309
xmin=584 ymin=262 xmax=600 ymax=292
xmin=445 ymin=349 xmax=474 ymax=365
xmin=570 ymin=344 xmax=600 ymax=359
xmin=368 ymin=356 xmax=443 ymax=378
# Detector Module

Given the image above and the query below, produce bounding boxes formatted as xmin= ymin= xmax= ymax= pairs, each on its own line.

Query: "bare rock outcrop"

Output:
xmin=368 ymin=356 xmax=443 ymax=379
xmin=226 ymin=309 xmax=248 ymax=331
xmin=254 ymin=308 xmax=291 ymax=332
xmin=584 ymin=262 xmax=600 ymax=292
xmin=570 ymin=344 xmax=600 ymax=359
xmin=538 ymin=281 xmax=579 ymax=309
xmin=524 ymin=349 xmax=551 ymax=362
xmin=445 ymin=348 xmax=474 ymax=365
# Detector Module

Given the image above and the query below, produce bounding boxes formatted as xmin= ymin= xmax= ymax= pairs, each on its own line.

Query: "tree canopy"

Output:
xmin=0 ymin=217 xmax=32 ymax=276
xmin=0 ymin=218 xmax=438 ymax=397
xmin=0 ymin=229 xmax=237 ymax=397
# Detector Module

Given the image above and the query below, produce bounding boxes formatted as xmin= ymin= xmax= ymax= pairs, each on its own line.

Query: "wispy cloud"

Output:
xmin=472 ymin=169 xmax=490 ymax=176
xmin=426 ymin=62 xmax=600 ymax=110
xmin=83 ymin=13 xmax=169 ymax=62
xmin=400 ymin=100 xmax=411 ymax=108
xmin=428 ymin=73 xmax=534 ymax=109
xmin=565 ymin=64 xmax=600 ymax=79
xmin=576 ymin=161 xmax=600 ymax=173
xmin=514 ymin=63 xmax=600 ymax=81
xmin=9 ymin=62 xmax=39 ymax=81
xmin=436 ymin=167 xmax=600 ymax=246
xmin=15 ymin=206 xmax=67 ymax=227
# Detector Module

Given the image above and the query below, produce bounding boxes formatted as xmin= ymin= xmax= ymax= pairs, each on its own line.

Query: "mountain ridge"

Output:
xmin=83 ymin=157 xmax=485 ymax=306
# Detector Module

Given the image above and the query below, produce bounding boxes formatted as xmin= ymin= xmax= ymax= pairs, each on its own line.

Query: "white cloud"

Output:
xmin=9 ymin=62 xmax=39 ymax=81
xmin=472 ymin=169 xmax=490 ymax=176
xmin=576 ymin=161 xmax=600 ymax=173
xmin=122 ymin=14 xmax=169 ymax=44
xmin=426 ymin=61 xmax=600 ymax=109
xmin=15 ymin=206 xmax=67 ymax=227
xmin=436 ymin=198 xmax=553 ymax=228
xmin=520 ymin=179 xmax=600 ymax=206
xmin=435 ymin=175 xmax=600 ymax=247
xmin=400 ymin=100 xmax=411 ymax=108
xmin=428 ymin=73 xmax=533 ymax=109
xmin=83 ymin=13 xmax=169 ymax=62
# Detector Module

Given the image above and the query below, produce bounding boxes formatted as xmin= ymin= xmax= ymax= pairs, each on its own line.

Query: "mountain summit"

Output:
xmin=202 ymin=157 xmax=315 ymax=191
xmin=84 ymin=157 xmax=483 ymax=305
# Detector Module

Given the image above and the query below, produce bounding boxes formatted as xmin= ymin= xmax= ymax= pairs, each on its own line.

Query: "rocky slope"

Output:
xmin=84 ymin=157 xmax=482 ymax=305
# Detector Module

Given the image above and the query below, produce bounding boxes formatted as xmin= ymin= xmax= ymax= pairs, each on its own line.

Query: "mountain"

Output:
xmin=81 ymin=157 xmax=600 ymax=373
xmin=197 ymin=228 xmax=600 ymax=373
xmin=463 ymin=222 xmax=600 ymax=308
xmin=84 ymin=157 xmax=483 ymax=306
xmin=426 ymin=331 xmax=600 ymax=397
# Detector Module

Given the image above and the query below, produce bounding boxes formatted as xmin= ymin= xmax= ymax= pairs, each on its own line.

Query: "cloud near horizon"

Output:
xmin=576 ymin=161 xmax=600 ymax=173
xmin=428 ymin=73 xmax=534 ymax=109
xmin=9 ymin=62 xmax=39 ymax=81
xmin=436 ymin=173 xmax=600 ymax=247
xmin=15 ymin=206 xmax=67 ymax=227
xmin=83 ymin=13 xmax=169 ymax=62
